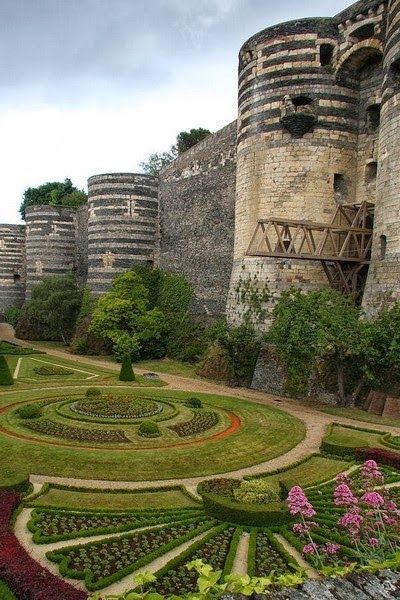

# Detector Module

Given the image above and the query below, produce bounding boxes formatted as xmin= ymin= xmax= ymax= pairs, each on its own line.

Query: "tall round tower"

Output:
xmin=227 ymin=18 xmax=360 ymax=324
xmin=25 ymin=205 xmax=77 ymax=298
xmin=87 ymin=173 xmax=158 ymax=294
xmin=0 ymin=224 xmax=26 ymax=314
xmin=363 ymin=0 xmax=400 ymax=313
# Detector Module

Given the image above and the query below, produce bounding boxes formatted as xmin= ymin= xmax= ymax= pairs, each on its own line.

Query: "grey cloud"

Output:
xmin=0 ymin=0 xmax=350 ymax=106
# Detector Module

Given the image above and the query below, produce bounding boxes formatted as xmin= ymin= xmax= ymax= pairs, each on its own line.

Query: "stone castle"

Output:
xmin=1 ymin=0 xmax=399 ymax=326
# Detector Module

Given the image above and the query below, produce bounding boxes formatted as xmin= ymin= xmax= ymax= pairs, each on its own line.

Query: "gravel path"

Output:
xmin=232 ymin=531 xmax=249 ymax=575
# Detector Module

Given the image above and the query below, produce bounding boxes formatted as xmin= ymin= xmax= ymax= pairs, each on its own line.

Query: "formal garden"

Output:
xmin=1 ymin=269 xmax=400 ymax=599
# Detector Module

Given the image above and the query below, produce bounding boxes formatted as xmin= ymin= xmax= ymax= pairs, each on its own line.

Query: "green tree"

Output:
xmin=70 ymin=288 xmax=109 ymax=355
xmin=140 ymin=128 xmax=211 ymax=175
xmin=176 ymin=128 xmax=211 ymax=154
xmin=16 ymin=274 xmax=82 ymax=343
xmin=89 ymin=270 xmax=166 ymax=360
xmin=0 ymin=355 xmax=14 ymax=386
xmin=20 ymin=178 xmax=87 ymax=219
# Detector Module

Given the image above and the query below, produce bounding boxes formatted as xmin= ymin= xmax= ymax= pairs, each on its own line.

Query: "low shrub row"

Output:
xmin=0 ymin=491 xmax=87 ymax=600
xmin=22 ymin=418 xmax=130 ymax=444
xmin=355 ymin=447 xmax=400 ymax=469
xmin=47 ymin=517 xmax=215 ymax=590
xmin=200 ymin=492 xmax=292 ymax=527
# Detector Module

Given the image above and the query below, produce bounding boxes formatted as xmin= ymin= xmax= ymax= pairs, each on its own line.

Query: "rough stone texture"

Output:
xmin=159 ymin=122 xmax=236 ymax=315
xmin=86 ymin=173 xmax=158 ymax=295
xmin=0 ymin=224 xmax=26 ymax=314
xmin=363 ymin=0 xmax=400 ymax=314
xmin=25 ymin=205 xmax=77 ymax=298
xmin=251 ymin=345 xmax=286 ymax=395
xmin=227 ymin=0 xmax=388 ymax=326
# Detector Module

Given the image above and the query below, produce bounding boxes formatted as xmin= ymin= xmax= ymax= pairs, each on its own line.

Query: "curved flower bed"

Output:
xmin=33 ymin=365 xmax=74 ymax=376
xmin=169 ymin=410 xmax=219 ymax=437
xmin=0 ymin=491 xmax=87 ymax=600
xmin=22 ymin=419 xmax=130 ymax=443
xmin=72 ymin=395 xmax=162 ymax=420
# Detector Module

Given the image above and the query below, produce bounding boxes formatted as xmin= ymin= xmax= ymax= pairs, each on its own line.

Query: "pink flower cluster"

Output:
xmin=361 ymin=460 xmax=384 ymax=486
xmin=360 ymin=491 xmax=385 ymax=508
xmin=334 ymin=483 xmax=358 ymax=508
xmin=287 ymin=486 xmax=316 ymax=518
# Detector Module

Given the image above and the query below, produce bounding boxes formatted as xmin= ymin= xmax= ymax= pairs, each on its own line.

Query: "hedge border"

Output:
xmin=56 ymin=397 xmax=180 ymax=426
xmin=28 ymin=506 xmax=203 ymax=544
xmin=222 ymin=525 xmax=243 ymax=577
xmin=0 ymin=580 xmax=18 ymax=600
xmin=246 ymin=528 xmax=257 ymax=577
xmin=25 ymin=482 xmax=202 ymax=510
xmin=200 ymin=491 xmax=292 ymax=527
xmin=47 ymin=517 xmax=215 ymax=591
xmin=145 ymin=523 xmax=230 ymax=585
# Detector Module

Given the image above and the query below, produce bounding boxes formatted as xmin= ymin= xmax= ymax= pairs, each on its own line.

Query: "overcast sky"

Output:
xmin=1 ymin=0 xmax=350 ymax=224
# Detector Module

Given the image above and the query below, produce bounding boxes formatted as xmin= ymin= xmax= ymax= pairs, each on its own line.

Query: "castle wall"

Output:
xmin=363 ymin=0 xmax=400 ymax=313
xmin=0 ymin=224 xmax=26 ymax=315
xmin=25 ymin=205 xmax=77 ymax=298
xmin=75 ymin=204 xmax=88 ymax=289
xmin=86 ymin=173 xmax=158 ymax=295
xmin=158 ymin=122 xmax=237 ymax=315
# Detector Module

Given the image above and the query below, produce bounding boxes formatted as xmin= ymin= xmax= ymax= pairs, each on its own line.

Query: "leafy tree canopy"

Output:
xmin=15 ymin=274 xmax=82 ymax=343
xmin=140 ymin=128 xmax=211 ymax=175
xmin=20 ymin=178 xmax=87 ymax=219
xmin=89 ymin=270 xmax=167 ymax=361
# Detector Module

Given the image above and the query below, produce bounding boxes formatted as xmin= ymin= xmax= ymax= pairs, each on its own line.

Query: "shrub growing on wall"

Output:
xmin=0 ymin=356 xmax=14 ymax=386
xmin=4 ymin=306 xmax=20 ymax=329
xmin=70 ymin=288 xmax=110 ymax=355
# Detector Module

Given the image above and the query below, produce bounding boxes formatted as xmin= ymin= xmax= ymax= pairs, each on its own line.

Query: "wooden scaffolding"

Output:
xmin=246 ymin=202 xmax=374 ymax=303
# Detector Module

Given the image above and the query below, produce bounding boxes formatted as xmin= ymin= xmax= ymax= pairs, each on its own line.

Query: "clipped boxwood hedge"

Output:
xmin=199 ymin=491 xmax=292 ymax=527
xmin=319 ymin=438 xmax=365 ymax=457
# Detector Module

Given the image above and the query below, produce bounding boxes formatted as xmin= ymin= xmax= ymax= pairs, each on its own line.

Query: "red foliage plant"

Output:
xmin=0 ymin=491 xmax=87 ymax=600
xmin=355 ymin=447 xmax=400 ymax=469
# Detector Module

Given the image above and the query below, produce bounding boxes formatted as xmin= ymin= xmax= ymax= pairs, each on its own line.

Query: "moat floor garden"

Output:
xmin=2 ymin=344 xmax=400 ymax=598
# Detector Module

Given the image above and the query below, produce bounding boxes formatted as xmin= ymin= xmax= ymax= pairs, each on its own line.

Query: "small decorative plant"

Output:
xmin=138 ymin=420 xmax=161 ymax=438
xmin=119 ymin=355 xmax=135 ymax=382
xmin=17 ymin=404 xmax=42 ymax=419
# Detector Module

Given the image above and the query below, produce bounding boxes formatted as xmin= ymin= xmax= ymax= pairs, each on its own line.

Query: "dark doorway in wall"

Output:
xmin=365 ymin=162 xmax=378 ymax=184
xmin=334 ymin=173 xmax=348 ymax=203
xmin=320 ymin=44 xmax=334 ymax=67
xmin=380 ymin=234 xmax=387 ymax=259
xmin=390 ymin=57 xmax=400 ymax=86
xmin=366 ymin=104 xmax=381 ymax=130
xmin=351 ymin=23 xmax=375 ymax=41
xmin=13 ymin=273 xmax=21 ymax=284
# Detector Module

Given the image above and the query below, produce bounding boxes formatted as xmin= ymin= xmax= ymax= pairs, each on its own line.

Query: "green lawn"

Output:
xmin=0 ymin=387 xmax=305 ymax=486
xmin=30 ymin=486 xmax=200 ymax=510
xmin=251 ymin=455 xmax=352 ymax=489
xmin=132 ymin=358 xmax=198 ymax=378
xmin=321 ymin=406 xmax=400 ymax=428
xmin=323 ymin=424 xmax=387 ymax=449
xmin=3 ymin=353 xmax=165 ymax=389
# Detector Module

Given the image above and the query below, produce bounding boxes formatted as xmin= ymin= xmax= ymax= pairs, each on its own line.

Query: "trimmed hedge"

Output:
xmin=355 ymin=447 xmax=400 ymax=469
xmin=17 ymin=404 xmax=42 ymax=419
xmin=0 ymin=580 xmax=18 ymax=600
xmin=28 ymin=507 xmax=202 ymax=544
xmin=319 ymin=438 xmax=365 ymax=457
xmin=200 ymin=492 xmax=292 ymax=527
xmin=222 ymin=526 xmax=242 ymax=577
xmin=0 ymin=355 xmax=13 ymax=386
xmin=47 ymin=518 xmax=215 ymax=591
xmin=119 ymin=355 xmax=135 ymax=382
xmin=246 ymin=528 xmax=257 ymax=577
xmin=138 ymin=420 xmax=161 ymax=438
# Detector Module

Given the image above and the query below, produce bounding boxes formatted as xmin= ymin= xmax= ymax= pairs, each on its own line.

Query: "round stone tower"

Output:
xmin=87 ymin=173 xmax=159 ymax=294
xmin=0 ymin=224 xmax=26 ymax=314
xmin=227 ymin=17 xmax=363 ymax=325
xmin=363 ymin=0 xmax=400 ymax=314
xmin=25 ymin=205 xmax=77 ymax=298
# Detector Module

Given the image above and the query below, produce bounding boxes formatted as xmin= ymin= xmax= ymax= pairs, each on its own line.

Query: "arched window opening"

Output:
xmin=13 ymin=273 xmax=21 ymax=284
xmin=366 ymin=104 xmax=381 ymax=130
xmin=351 ymin=23 xmax=375 ymax=41
xmin=334 ymin=173 xmax=348 ymax=203
xmin=292 ymin=95 xmax=313 ymax=107
xmin=320 ymin=44 xmax=334 ymax=67
xmin=380 ymin=235 xmax=387 ymax=260
xmin=390 ymin=57 xmax=400 ymax=85
xmin=365 ymin=161 xmax=378 ymax=184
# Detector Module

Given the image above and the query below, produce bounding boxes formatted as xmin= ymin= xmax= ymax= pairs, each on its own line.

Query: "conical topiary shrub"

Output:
xmin=0 ymin=355 xmax=14 ymax=385
xmin=119 ymin=354 xmax=135 ymax=381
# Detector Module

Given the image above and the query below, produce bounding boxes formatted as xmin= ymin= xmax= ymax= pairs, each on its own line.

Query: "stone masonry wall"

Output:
xmin=158 ymin=122 xmax=237 ymax=315
xmin=0 ymin=224 xmax=26 ymax=315
xmin=86 ymin=173 xmax=158 ymax=295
